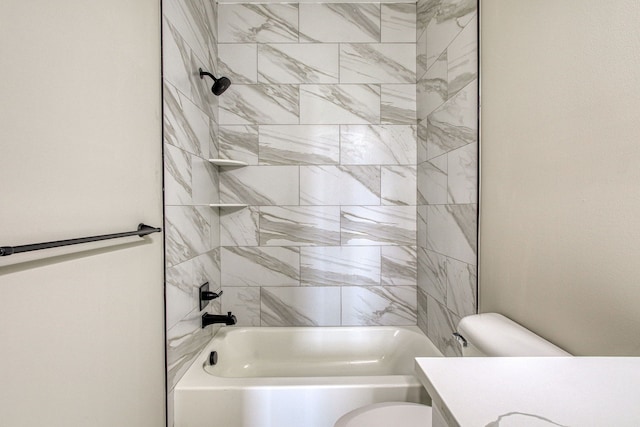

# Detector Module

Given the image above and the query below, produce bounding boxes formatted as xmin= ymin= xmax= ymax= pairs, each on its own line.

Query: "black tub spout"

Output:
xmin=202 ymin=311 xmax=237 ymax=328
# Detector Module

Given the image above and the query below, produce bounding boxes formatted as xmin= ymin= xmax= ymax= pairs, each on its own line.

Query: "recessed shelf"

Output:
xmin=208 ymin=159 xmax=248 ymax=167
xmin=208 ymin=204 xmax=247 ymax=208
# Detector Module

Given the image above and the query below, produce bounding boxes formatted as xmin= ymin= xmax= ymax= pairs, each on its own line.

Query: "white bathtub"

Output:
xmin=174 ymin=326 xmax=442 ymax=427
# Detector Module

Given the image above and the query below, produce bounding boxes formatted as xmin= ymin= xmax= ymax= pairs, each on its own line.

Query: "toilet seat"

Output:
xmin=334 ymin=402 xmax=432 ymax=427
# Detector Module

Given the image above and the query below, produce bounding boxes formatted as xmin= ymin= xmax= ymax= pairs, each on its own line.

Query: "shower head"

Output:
xmin=199 ymin=68 xmax=231 ymax=96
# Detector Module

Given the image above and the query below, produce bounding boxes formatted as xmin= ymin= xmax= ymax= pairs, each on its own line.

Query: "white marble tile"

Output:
xmin=446 ymin=258 xmax=477 ymax=318
xmin=426 ymin=204 xmax=477 ymax=265
xmin=300 ymin=165 xmax=380 ymax=205
xmin=426 ymin=79 xmax=477 ymax=158
xmin=342 ymin=286 xmax=416 ymax=326
xmin=341 ymin=206 xmax=416 ymax=246
xmin=416 ymin=26 xmax=428 ymax=79
xmin=340 ymin=44 xmax=416 ymax=84
xmin=448 ymin=142 xmax=477 ymax=204
xmin=300 ymin=246 xmax=381 ymax=287
xmin=341 ymin=125 xmax=417 ymax=165
xmin=417 ymin=119 xmax=428 ymax=164
xmin=299 ymin=3 xmax=380 ymax=43
xmin=164 ymin=143 xmax=192 ymax=206
xmin=417 ymin=205 xmax=427 ymax=249
xmin=426 ymin=295 xmax=462 ymax=357
xmin=381 ymin=3 xmax=416 ymax=42
xmin=417 ymin=248 xmax=447 ymax=304
xmin=381 ymin=84 xmax=417 ymax=125
xmin=417 ymin=286 xmax=428 ymax=334
xmin=209 ymin=208 xmax=220 ymax=249
xmin=417 ymin=50 xmax=448 ymax=120
xmin=219 ymin=84 xmax=299 ymax=125
xmin=219 ymin=165 xmax=299 ymax=205
xmin=221 ymin=246 xmax=300 ymax=287
xmin=191 ymin=155 xmax=218 ymax=206
xmin=163 ymin=82 xmax=210 ymax=157
xmin=382 ymin=166 xmax=417 ymax=206
xmin=165 ymin=205 xmax=211 ymax=267
xmin=218 ymin=43 xmax=258 ymax=84
xmin=418 ymin=155 xmax=447 ymax=204
xmin=219 ymin=125 xmax=259 ymax=165
xmin=220 ymin=206 xmax=260 ymax=246
xmin=258 ymin=44 xmax=339 ymax=84
xmin=260 ymin=206 xmax=341 ymax=246
xmin=221 ymin=287 xmax=261 ymax=326
xmin=218 ymin=4 xmax=298 ymax=43
xmin=261 ymin=287 xmax=341 ymax=326
xmin=300 ymin=84 xmax=380 ymax=125
xmin=163 ymin=18 xmax=197 ymax=110
xmin=163 ymin=0 xmax=211 ymax=64
xmin=166 ymin=279 xmax=196 ymax=330
xmin=381 ymin=246 xmax=417 ymax=287
xmin=447 ymin=14 xmax=477 ymax=98
xmin=259 ymin=125 xmax=340 ymax=165
xmin=424 ymin=0 xmax=476 ymax=71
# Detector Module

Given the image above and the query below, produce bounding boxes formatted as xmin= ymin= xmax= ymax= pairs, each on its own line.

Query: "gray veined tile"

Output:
xmin=300 ymin=165 xmax=380 ymax=205
xmin=341 ymin=206 xmax=416 ymax=246
xmin=417 ymin=286 xmax=428 ymax=334
xmin=165 ymin=205 xmax=211 ymax=267
xmin=446 ymin=258 xmax=477 ymax=318
xmin=219 ymin=84 xmax=299 ymax=125
xmin=260 ymin=206 xmax=341 ymax=246
xmin=417 ymin=206 xmax=427 ymax=249
xmin=417 ymin=119 xmax=428 ymax=163
xmin=416 ymin=0 xmax=441 ymax=37
xmin=416 ymin=26 xmax=428 ymax=80
xmin=191 ymin=156 xmax=218 ymax=206
xmin=426 ymin=204 xmax=477 ymax=265
xmin=218 ymin=44 xmax=258 ymax=84
xmin=218 ymin=4 xmax=299 ymax=43
xmin=342 ymin=286 xmax=417 ymax=326
xmin=163 ymin=0 xmax=211 ymax=65
xmin=426 ymin=79 xmax=477 ymax=158
xmin=210 ymin=207 xmax=220 ymax=249
xmin=221 ymin=287 xmax=261 ymax=326
xmin=418 ymin=155 xmax=447 ymax=204
xmin=299 ymin=3 xmax=380 ymax=43
xmin=447 ymin=14 xmax=477 ymax=98
xmin=259 ymin=125 xmax=340 ymax=165
xmin=163 ymin=17 xmax=197 ymax=103
xmin=381 ymin=84 xmax=417 ymax=125
xmin=340 ymin=125 xmax=417 ymax=165
xmin=300 ymin=246 xmax=381 ymax=287
xmin=382 ymin=166 xmax=417 ymax=206
xmin=447 ymin=142 xmax=477 ymax=204
xmin=300 ymin=85 xmax=380 ymax=125
xmin=417 ymin=248 xmax=448 ymax=304
xmin=340 ymin=44 xmax=416 ymax=84
xmin=220 ymin=206 xmax=260 ymax=247
xmin=163 ymin=82 xmax=210 ymax=157
xmin=167 ymin=311 xmax=214 ymax=389
xmin=417 ymin=50 xmax=448 ymax=120
xmin=261 ymin=287 xmax=341 ymax=326
xmin=381 ymin=3 xmax=417 ymax=43
xmin=164 ymin=143 xmax=192 ymax=206
xmin=424 ymin=0 xmax=476 ymax=70
xmin=427 ymin=295 xmax=462 ymax=357
xmin=258 ymin=44 xmax=339 ymax=84
xmin=381 ymin=246 xmax=417 ymax=287
xmin=221 ymin=246 xmax=300 ymax=287
xmin=219 ymin=125 xmax=259 ymax=165
xmin=219 ymin=166 xmax=299 ymax=205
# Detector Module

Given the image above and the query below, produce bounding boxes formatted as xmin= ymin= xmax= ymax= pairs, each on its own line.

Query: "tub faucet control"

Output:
xmin=202 ymin=312 xmax=237 ymax=328
xmin=199 ymin=282 xmax=223 ymax=310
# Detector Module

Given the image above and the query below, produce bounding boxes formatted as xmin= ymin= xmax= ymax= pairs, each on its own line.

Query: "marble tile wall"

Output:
xmin=162 ymin=0 xmax=222 ymax=412
xmin=217 ymin=2 xmax=419 ymax=328
xmin=416 ymin=0 xmax=478 ymax=356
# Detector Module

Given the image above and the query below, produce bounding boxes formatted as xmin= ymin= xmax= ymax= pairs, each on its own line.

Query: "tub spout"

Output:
xmin=202 ymin=311 xmax=236 ymax=328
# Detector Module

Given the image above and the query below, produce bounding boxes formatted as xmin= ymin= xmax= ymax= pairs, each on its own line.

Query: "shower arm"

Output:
xmin=199 ymin=68 xmax=218 ymax=82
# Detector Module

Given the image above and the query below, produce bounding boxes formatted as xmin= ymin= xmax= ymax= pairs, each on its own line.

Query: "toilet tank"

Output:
xmin=456 ymin=313 xmax=571 ymax=357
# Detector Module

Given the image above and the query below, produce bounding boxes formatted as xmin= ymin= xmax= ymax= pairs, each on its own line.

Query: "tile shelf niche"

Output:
xmin=208 ymin=159 xmax=248 ymax=208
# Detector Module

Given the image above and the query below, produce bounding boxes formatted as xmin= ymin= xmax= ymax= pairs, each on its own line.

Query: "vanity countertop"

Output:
xmin=415 ymin=357 xmax=640 ymax=427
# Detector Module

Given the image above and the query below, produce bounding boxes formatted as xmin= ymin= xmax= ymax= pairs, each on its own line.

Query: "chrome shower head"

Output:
xmin=199 ymin=68 xmax=231 ymax=96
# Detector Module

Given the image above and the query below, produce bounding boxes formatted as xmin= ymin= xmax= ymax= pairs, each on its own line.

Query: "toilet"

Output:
xmin=333 ymin=313 xmax=571 ymax=427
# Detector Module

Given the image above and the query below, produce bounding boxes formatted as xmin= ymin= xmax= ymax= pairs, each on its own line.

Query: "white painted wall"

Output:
xmin=480 ymin=0 xmax=640 ymax=355
xmin=0 ymin=1 xmax=165 ymax=426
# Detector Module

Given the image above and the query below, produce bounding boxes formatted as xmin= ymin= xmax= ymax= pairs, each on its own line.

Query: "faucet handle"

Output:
xmin=227 ymin=312 xmax=237 ymax=325
xmin=199 ymin=282 xmax=223 ymax=311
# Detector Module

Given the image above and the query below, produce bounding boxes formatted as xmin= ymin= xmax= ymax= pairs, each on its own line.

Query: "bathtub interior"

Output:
xmin=174 ymin=326 xmax=442 ymax=427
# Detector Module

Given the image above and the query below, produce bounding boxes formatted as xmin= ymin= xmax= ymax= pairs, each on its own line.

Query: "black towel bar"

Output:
xmin=0 ymin=223 xmax=161 ymax=257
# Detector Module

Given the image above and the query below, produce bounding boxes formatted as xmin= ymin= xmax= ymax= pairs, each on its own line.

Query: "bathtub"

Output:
xmin=174 ymin=326 xmax=442 ymax=427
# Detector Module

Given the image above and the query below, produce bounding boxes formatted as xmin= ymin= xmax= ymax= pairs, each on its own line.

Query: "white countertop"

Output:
xmin=415 ymin=357 xmax=640 ymax=427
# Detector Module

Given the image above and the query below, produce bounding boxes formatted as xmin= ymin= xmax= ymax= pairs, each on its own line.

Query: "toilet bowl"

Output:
xmin=333 ymin=313 xmax=571 ymax=427
xmin=333 ymin=402 xmax=432 ymax=427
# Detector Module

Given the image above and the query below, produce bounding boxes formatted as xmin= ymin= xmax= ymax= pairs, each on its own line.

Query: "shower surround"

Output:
xmin=162 ymin=0 xmax=478 ymax=416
